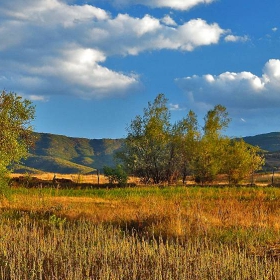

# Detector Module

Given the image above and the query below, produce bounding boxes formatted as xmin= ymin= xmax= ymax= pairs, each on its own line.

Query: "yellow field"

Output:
xmin=1 ymin=183 xmax=280 ymax=278
xmin=11 ymin=171 xmax=280 ymax=186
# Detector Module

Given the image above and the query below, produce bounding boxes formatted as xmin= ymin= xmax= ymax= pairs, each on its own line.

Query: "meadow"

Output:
xmin=1 ymin=176 xmax=280 ymax=279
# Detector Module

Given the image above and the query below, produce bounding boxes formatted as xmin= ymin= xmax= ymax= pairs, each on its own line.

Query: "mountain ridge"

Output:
xmin=243 ymin=132 xmax=280 ymax=152
xmin=15 ymin=131 xmax=280 ymax=174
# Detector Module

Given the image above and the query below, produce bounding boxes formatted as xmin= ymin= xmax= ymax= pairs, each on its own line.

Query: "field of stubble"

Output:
xmin=1 ymin=183 xmax=280 ymax=279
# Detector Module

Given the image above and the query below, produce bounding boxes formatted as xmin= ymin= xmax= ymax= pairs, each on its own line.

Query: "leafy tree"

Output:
xmin=103 ymin=165 xmax=128 ymax=186
xmin=191 ymin=105 xmax=230 ymax=184
xmin=0 ymin=91 xmax=35 ymax=195
xmin=203 ymin=104 xmax=230 ymax=139
xmin=173 ymin=110 xmax=200 ymax=184
xmin=119 ymin=94 xmax=172 ymax=184
xmin=119 ymin=94 xmax=265 ymax=186
xmin=222 ymin=139 xmax=265 ymax=185
xmin=190 ymin=137 xmax=227 ymax=184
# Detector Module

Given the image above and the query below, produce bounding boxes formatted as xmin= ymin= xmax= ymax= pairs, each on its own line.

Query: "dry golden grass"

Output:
xmin=2 ymin=183 xmax=280 ymax=278
xmin=4 ymin=186 xmax=280 ymax=241
xmin=12 ymin=170 xmax=280 ymax=186
xmin=11 ymin=172 xmax=109 ymax=184
xmin=1 ymin=219 xmax=279 ymax=280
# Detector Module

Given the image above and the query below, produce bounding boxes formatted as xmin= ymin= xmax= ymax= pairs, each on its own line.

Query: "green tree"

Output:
xmin=203 ymin=104 xmax=230 ymax=139
xmin=191 ymin=137 xmax=228 ymax=184
xmin=222 ymin=139 xmax=265 ymax=185
xmin=191 ymin=105 xmax=230 ymax=184
xmin=173 ymin=110 xmax=200 ymax=184
xmin=119 ymin=94 xmax=265 ymax=186
xmin=119 ymin=94 xmax=172 ymax=184
xmin=103 ymin=165 xmax=128 ymax=186
xmin=0 ymin=91 xmax=35 ymax=195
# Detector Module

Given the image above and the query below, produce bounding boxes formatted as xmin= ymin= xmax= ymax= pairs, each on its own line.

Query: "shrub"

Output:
xmin=103 ymin=165 xmax=128 ymax=186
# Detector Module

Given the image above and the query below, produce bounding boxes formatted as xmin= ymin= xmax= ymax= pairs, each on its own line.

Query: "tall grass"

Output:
xmin=1 ymin=185 xmax=280 ymax=279
xmin=0 ymin=216 xmax=280 ymax=280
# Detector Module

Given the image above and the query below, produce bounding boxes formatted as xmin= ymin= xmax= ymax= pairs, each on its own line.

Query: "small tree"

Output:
xmin=0 ymin=91 xmax=35 ymax=197
xmin=103 ymin=165 xmax=128 ymax=186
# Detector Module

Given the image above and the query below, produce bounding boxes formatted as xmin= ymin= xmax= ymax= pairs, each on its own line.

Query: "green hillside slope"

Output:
xmin=21 ymin=155 xmax=95 ymax=174
xmin=242 ymin=132 xmax=280 ymax=170
xmin=18 ymin=132 xmax=123 ymax=174
xmin=243 ymin=132 xmax=280 ymax=152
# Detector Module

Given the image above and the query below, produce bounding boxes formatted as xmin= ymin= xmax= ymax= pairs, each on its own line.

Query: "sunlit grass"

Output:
xmin=1 ymin=185 xmax=280 ymax=278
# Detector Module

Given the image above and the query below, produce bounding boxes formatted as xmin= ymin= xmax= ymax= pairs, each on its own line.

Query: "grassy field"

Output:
xmin=1 ymin=184 xmax=280 ymax=279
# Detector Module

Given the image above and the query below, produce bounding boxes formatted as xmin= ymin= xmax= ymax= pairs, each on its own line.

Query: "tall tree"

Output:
xmin=203 ymin=104 xmax=230 ymax=139
xmin=119 ymin=95 xmax=265 ymax=186
xmin=0 ymin=91 xmax=35 ymax=194
xmin=119 ymin=94 xmax=172 ymax=184
xmin=191 ymin=105 xmax=230 ymax=184
xmin=174 ymin=110 xmax=200 ymax=184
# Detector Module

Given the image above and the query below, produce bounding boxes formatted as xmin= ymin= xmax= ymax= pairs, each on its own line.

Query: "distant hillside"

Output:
xmin=16 ymin=132 xmax=123 ymax=174
xmin=242 ymin=132 xmax=280 ymax=170
xmin=14 ymin=131 xmax=280 ymax=174
xmin=243 ymin=132 xmax=280 ymax=152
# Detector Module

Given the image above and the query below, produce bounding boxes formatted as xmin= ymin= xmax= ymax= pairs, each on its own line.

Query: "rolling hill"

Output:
xmin=14 ymin=131 xmax=280 ymax=174
xmin=15 ymin=132 xmax=123 ymax=174
xmin=240 ymin=132 xmax=280 ymax=170
xmin=243 ymin=132 xmax=280 ymax=152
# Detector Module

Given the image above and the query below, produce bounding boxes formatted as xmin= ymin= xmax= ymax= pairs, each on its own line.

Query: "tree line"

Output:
xmin=117 ymin=94 xmax=264 ymax=185
xmin=0 ymin=90 xmax=265 ymax=190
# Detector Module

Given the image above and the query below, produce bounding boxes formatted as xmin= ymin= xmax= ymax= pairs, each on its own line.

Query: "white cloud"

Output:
xmin=111 ymin=0 xmax=216 ymax=10
xmin=272 ymin=27 xmax=278 ymax=32
xmin=169 ymin=103 xmax=183 ymax=111
xmin=89 ymin=16 xmax=224 ymax=55
xmin=28 ymin=95 xmax=48 ymax=102
xmin=0 ymin=0 xmax=109 ymax=26
xmin=176 ymin=19 xmax=224 ymax=51
xmin=224 ymin=34 xmax=249 ymax=42
xmin=161 ymin=15 xmax=177 ymax=26
xmin=0 ymin=0 xmax=230 ymax=99
xmin=176 ymin=59 xmax=280 ymax=109
xmin=54 ymin=48 xmax=140 ymax=98
xmin=1 ymin=47 xmax=140 ymax=99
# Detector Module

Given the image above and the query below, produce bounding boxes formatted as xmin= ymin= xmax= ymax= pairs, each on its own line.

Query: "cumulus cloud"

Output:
xmin=0 ymin=0 xmax=109 ymax=26
xmin=1 ymin=47 xmax=139 ymax=99
xmin=161 ymin=15 xmax=177 ymax=26
xmin=93 ymin=17 xmax=224 ymax=55
xmin=0 ymin=0 xmax=228 ymax=99
xmin=176 ymin=59 xmax=280 ymax=109
xmin=52 ymin=48 xmax=140 ymax=98
xmin=224 ymin=34 xmax=249 ymax=42
xmin=111 ymin=0 xmax=216 ymax=10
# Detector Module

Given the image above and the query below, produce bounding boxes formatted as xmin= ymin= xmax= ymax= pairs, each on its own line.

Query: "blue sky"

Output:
xmin=1 ymin=0 xmax=280 ymax=139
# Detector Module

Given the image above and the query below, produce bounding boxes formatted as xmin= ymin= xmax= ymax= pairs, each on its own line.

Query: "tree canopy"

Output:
xmin=0 ymin=91 xmax=35 ymax=191
xmin=118 ymin=93 xmax=264 ymax=185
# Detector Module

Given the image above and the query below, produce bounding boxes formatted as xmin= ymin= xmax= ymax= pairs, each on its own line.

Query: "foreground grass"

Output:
xmin=1 ymin=186 xmax=280 ymax=279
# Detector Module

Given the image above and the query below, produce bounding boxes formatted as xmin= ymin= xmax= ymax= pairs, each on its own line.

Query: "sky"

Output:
xmin=1 ymin=0 xmax=280 ymax=139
